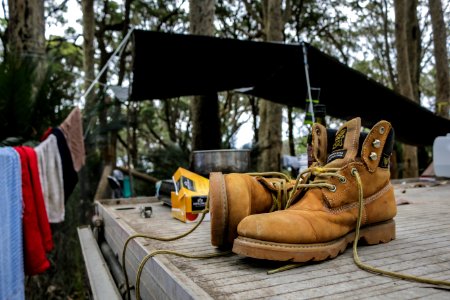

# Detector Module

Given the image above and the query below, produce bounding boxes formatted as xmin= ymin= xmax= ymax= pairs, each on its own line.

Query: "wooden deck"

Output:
xmin=96 ymin=179 xmax=450 ymax=299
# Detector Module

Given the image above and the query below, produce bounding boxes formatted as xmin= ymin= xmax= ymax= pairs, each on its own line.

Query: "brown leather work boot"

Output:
xmin=209 ymin=172 xmax=295 ymax=248
xmin=209 ymin=124 xmax=336 ymax=248
xmin=233 ymin=117 xmax=397 ymax=262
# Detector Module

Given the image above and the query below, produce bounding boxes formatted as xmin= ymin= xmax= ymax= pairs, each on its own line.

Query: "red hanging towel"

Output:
xmin=40 ymin=127 xmax=53 ymax=142
xmin=22 ymin=146 xmax=54 ymax=252
xmin=14 ymin=146 xmax=51 ymax=275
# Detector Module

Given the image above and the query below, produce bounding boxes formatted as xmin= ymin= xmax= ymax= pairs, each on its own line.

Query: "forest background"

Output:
xmin=0 ymin=0 xmax=449 ymax=298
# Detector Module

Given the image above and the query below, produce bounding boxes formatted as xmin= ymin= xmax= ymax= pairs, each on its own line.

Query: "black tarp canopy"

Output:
xmin=130 ymin=29 xmax=450 ymax=146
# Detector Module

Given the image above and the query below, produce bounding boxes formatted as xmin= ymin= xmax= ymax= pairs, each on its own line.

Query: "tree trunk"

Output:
xmin=7 ymin=0 xmax=45 ymax=58
xmin=80 ymin=0 xmax=96 ymax=214
xmin=249 ymin=96 xmax=259 ymax=145
xmin=394 ymin=0 xmax=414 ymax=100
xmin=111 ymin=0 xmax=132 ymax=173
xmin=382 ymin=0 xmax=397 ymax=91
xmin=97 ymin=1 xmax=114 ymax=166
xmin=82 ymin=0 xmax=96 ymax=115
xmin=7 ymin=0 xmax=46 ymax=98
xmin=406 ymin=0 xmax=421 ymax=101
xmin=257 ymin=0 xmax=283 ymax=171
xmin=189 ymin=0 xmax=221 ymax=151
xmin=394 ymin=0 xmax=419 ymax=178
xmin=429 ymin=0 xmax=450 ymax=119
xmin=287 ymin=106 xmax=295 ymax=156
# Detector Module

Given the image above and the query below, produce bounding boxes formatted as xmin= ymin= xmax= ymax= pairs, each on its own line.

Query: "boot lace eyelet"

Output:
xmin=339 ymin=177 xmax=347 ymax=183
xmin=328 ymin=185 xmax=337 ymax=192
xmin=351 ymin=168 xmax=358 ymax=176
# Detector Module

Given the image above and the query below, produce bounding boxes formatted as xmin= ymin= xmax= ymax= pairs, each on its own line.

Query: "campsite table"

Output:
xmin=96 ymin=178 xmax=450 ymax=299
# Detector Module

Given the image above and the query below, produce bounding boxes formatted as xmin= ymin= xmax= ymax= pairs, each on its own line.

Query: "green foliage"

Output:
xmin=296 ymin=135 xmax=309 ymax=155
xmin=0 ymin=58 xmax=33 ymax=141
xmin=352 ymin=59 xmax=392 ymax=88
xmin=0 ymin=35 xmax=82 ymax=145
xmin=0 ymin=58 xmax=61 ymax=144
xmin=131 ymin=0 xmax=188 ymax=32
xmin=45 ymin=0 xmax=69 ymax=28
xmin=133 ymin=98 xmax=192 ymax=182
xmin=142 ymin=144 xmax=190 ymax=180
xmin=219 ymin=92 xmax=253 ymax=149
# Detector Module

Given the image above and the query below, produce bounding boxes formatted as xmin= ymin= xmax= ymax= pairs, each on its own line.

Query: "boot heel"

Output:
xmin=359 ymin=219 xmax=396 ymax=245
xmin=209 ymin=172 xmax=229 ymax=247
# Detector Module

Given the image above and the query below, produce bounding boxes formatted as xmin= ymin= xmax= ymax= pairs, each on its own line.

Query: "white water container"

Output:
xmin=433 ymin=133 xmax=450 ymax=178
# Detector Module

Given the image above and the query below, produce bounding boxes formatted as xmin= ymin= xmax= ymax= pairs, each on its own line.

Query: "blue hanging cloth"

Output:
xmin=0 ymin=147 xmax=25 ymax=300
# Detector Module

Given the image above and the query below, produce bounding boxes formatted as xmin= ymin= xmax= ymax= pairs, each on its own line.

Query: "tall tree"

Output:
xmin=287 ymin=106 xmax=296 ymax=156
xmin=189 ymin=0 xmax=222 ymax=151
xmin=257 ymin=0 xmax=285 ymax=171
xmin=7 ymin=0 xmax=46 ymax=97
xmin=82 ymin=0 xmax=96 ymax=115
xmin=429 ymin=0 xmax=450 ymax=119
xmin=96 ymin=0 xmax=113 ymax=167
xmin=7 ymin=0 xmax=45 ymax=58
xmin=394 ymin=0 xmax=420 ymax=178
xmin=80 ymin=0 xmax=97 ymax=205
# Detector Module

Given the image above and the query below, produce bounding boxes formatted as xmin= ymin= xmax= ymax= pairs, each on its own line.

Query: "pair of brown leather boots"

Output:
xmin=208 ymin=117 xmax=397 ymax=262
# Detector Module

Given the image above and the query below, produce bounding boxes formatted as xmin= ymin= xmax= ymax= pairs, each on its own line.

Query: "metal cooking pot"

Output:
xmin=192 ymin=149 xmax=251 ymax=176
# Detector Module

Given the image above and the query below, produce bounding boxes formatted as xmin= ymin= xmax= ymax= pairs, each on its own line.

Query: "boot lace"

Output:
xmin=272 ymin=167 xmax=450 ymax=288
xmin=247 ymin=169 xmax=332 ymax=212
xmin=351 ymin=168 xmax=450 ymax=287
xmin=246 ymin=172 xmax=301 ymax=211
xmin=284 ymin=166 xmax=345 ymax=209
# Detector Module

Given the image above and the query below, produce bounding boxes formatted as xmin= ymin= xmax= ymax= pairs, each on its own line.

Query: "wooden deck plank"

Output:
xmin=97 ymin=181 xmax=450 ymax=299
xmin=77 ymin=226 xmax=122 ymax=300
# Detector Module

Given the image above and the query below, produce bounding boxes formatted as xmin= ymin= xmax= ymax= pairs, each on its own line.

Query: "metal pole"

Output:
xmin=302 ymin=42 xmax=315 ymax=124
xmin=82 ymin=27 xmax=135 ymax=102
xmin=83 ymin=27 xmax=135 ymax=140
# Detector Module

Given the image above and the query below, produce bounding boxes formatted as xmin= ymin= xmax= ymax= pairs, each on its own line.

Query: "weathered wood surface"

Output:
xmin=97 ymin=180 xmax=450 ymax=299
xmin=77 ymin=225 xmax=122 ymax=300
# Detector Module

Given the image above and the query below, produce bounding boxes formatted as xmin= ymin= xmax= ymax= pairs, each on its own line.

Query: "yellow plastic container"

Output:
xmin=171 ymin=167 xmax=210 ymax=223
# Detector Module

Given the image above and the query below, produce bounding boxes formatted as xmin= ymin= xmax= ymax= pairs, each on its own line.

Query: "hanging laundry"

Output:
xmin=35 ymin=134 xmax=65 ymax=223
xmin=51 ymin=128 xmax=78 ymax=202
xmin=20 ymin=146 xmax=54 ymax=251
xmin=39 ymin=126 xmax=78 ymax=201
xmin=59 ymin=107 xmax=86 ymax=172
xmin=14 ymin=146 xmax=53 ymax=276
xmin=0 ymin=147 xmax=25 ymax=300
xmin=39 ymin=127 xmax=53 ymax=142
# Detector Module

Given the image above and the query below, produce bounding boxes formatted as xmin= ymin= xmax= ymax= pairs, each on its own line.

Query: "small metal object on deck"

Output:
xmin=139 ymin=205 xmax=153 ymax=218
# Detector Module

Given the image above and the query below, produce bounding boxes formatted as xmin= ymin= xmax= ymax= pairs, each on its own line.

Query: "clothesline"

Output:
xmin=0 ymin=106 xmax=86 ymax=300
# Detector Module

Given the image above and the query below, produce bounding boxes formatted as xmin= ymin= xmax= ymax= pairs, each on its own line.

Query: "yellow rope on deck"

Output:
xmin=134 ymin=249 xmax=231 ymax=300
xmin=121 ymin=171 xmax=299 ymax=299
xmin=269 ymin=168 xmax=450 ymax=286
xmin=121 ymin=207 xmax=209 ymax=300
xmin=351 ymin=168 xmax=450 ymax=287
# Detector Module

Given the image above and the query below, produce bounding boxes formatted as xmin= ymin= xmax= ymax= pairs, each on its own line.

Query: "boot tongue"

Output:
xmin=326 ymin=117 xmax=362 ymax=168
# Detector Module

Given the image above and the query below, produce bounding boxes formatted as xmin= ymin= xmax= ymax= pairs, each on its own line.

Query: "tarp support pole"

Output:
xmin=83 ymin=27 xmax=135 ymax=139
xmin=82 ymin=27 xmax=135 ymax=102
xmin=302 ymin=42 xmax=315 ymax=124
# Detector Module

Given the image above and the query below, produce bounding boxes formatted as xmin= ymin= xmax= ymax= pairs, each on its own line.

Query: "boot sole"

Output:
xmin=209 ymin=172 xmax=229 ymax=247
xmin=232 ymin=219 xmax=395 ymax=262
